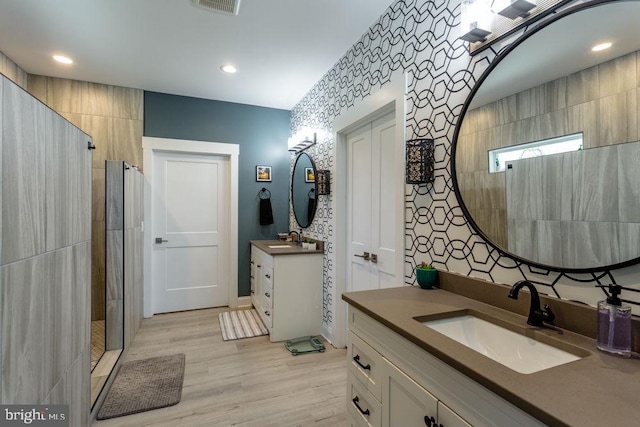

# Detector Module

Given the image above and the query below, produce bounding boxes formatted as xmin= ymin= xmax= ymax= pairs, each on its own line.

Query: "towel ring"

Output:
xmin=258 ymin=187 xmax=271 ymax=199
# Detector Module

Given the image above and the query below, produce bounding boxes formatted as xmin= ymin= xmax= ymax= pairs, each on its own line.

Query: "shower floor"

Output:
xmin=91 ymin=320 xmax=105 ymax=370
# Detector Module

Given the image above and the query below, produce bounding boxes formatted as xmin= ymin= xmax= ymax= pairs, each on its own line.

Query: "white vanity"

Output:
xmin=250 ymin=240 xmax=324 ymax=342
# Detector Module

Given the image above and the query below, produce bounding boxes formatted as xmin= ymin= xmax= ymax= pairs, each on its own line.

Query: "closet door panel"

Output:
xmin=2 ymin=81 xmax=46 ymax=263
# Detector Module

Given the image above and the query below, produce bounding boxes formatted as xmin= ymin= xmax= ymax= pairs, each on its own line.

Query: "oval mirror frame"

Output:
xmin=291 ymin=152 xmax=317 ymax=228
xmin=451 ymin=0 xmax=640 ymax=273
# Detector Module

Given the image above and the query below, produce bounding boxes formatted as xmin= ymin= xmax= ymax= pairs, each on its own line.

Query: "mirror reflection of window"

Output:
xmin=489 ymin=133 xmax=583 ymax=173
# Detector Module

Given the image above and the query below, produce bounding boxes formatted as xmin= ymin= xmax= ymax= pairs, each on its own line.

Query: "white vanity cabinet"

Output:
xmin=347 ymin=330 xmax=469 ymax=427
xmin=250 ymin=244 xmax=323 ymax=342
xmin=347 ymin=306 xmax=545 ymax=427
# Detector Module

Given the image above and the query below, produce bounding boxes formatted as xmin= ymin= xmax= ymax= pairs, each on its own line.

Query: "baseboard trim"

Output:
xmin=236 ymin=296 xmax=252 ymax=308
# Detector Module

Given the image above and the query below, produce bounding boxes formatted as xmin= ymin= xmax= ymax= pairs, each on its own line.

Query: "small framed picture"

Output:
xmin=256 ymin=165 xmax=272 ymax=182
xmin=305 ymin=167 xmax=315 ymax=183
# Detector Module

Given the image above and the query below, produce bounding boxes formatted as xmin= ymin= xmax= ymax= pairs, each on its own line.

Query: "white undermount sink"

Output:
xmin=419 ymin=311 xmax=585 ymax=374
xmin=267 ymin=244 xmax=292 ymax=249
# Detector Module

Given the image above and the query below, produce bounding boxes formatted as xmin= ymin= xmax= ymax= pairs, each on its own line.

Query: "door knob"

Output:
xmin=155 ymin=237 xmax=168 ymax=244
xmin=354 ymin=252 xmax=370 ymax=260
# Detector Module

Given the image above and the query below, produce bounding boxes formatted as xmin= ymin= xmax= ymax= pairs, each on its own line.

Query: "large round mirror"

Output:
xmin=453 ymin=0 xmax=640 ymax=271
xmin=292 ymin=152 xmax=317 ymax=228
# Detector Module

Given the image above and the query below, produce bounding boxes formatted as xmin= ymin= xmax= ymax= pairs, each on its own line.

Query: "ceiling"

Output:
xmin=0 ymin=0 xmax=395 ymax=110
xmin=471 ymin=2 xmax=640 ymax=109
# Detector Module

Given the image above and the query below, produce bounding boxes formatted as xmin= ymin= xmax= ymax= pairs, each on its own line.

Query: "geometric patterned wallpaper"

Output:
xmin=290 ymin=0 xmax=640 ymax=339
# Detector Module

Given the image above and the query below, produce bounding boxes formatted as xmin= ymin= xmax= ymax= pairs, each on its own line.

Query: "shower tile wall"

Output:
xmin=0 ymin=75 xmax=92 ymax=425
xmin=27 ymin=74 xmax=143 ymax=324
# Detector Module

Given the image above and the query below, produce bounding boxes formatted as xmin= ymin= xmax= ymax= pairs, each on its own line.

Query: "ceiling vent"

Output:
xmin=191 ymin=0 xmax=241 ymax=15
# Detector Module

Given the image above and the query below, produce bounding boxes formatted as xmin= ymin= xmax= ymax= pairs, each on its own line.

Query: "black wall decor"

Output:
xmin=406 ymin=139 xmax=435 ymax=184
xmin=316 ymin=170 xmax=331 ymax=195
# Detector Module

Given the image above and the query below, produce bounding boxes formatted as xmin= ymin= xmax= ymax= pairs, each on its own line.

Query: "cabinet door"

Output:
xmin=438 ymin=402 xmax=472 ymax=427
xmin=381 ymin=359 xmax=438 ymax=427
xmin=250 ymin=255 xmax=257 ymax=297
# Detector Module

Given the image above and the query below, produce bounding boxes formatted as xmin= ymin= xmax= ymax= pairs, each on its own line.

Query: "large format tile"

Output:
xmin=572 ymin=145 xmax=619 ymax=222
xmin=618 ymin=141 xmax=640 ymax=222
xmin=1 ymin=253 xmax=54 ymax=403
xmin=2 ymin=79 xmax=46 ymax=264
xmin=112 ymin=86 xmax=143 ymax=120
xmin=105 ymin=161 xmax=124 ymax=231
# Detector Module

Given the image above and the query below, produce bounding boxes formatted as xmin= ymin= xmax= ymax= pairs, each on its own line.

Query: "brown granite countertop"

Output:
xmin=343 ymin=286 xmax=640 ymax=427
xmin=250 ymin=240 xmax=323 ymax=255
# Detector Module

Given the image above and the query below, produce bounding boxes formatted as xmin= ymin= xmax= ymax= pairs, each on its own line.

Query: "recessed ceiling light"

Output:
xmin=53 ymin=55 xmax=73 ymax=64
xmin=592 ymin=42 xmax=612 ymax=52
xmin=220 ymin=64 xmax=237 ymax=74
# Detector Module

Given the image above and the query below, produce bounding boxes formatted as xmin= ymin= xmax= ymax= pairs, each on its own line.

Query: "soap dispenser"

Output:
xmin=597 ymin=284 xmax=631 ymax=357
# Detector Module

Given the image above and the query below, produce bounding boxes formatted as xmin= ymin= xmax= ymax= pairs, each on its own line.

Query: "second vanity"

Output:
xmin=343 ymin=273 xmax=640 ymax=426
xmin=250 ymin=240 xmax=323 ymax=342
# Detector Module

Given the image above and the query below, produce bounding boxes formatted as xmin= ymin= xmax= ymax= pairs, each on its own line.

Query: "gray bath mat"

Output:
xmin=97 ymin=353 xmax=185 ymax=420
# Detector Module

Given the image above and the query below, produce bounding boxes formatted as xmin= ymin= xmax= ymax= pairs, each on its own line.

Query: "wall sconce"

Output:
xmin=316 ymin=170 xmax=331 ymax=195
xmin=288 ymin=132 xmax=316 ymax=153
xmin=460 ymin=0 xmax=493 ymax=43
xmin=494 ymin=0 xmax=536 ymax=19
xmin=406 ymin=139 xmax=435 ymax=184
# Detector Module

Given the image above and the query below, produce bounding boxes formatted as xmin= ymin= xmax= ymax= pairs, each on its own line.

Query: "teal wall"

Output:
xmin=144 ymin=91 xmax=291 ymax=297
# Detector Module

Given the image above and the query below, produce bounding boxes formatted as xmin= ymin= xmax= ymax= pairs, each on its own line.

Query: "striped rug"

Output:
xmin=219 ymin=309 xmax=269 ymax=341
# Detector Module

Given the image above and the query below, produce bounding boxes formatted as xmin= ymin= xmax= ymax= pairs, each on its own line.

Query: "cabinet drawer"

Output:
xmin=348 ymin=331 xmax=383 ymax=401
xmin=262 ymin=265 xmax=273 ymax=308
xmin=347 ymin=371 xmax=381 ymax=427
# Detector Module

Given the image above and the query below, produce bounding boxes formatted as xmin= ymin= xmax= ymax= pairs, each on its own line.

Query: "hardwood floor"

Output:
xmin=92 ymin=308 xmax=348 ymax=427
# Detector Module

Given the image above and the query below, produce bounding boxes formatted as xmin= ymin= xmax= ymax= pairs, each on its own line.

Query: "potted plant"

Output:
xmin=415 ymin=261 xmax=438 ymax=289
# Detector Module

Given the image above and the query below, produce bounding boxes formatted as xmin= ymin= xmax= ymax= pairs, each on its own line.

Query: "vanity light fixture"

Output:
xmin=288 ymin=132 xmax=316 ymax=154
xmin=53 ymin=55 xmax=73 ymax=64
xmin=460 ymin=0 xmax=492 ymax=43
xmin=494 ymin=0 xmax=536 ymax=20
xmin=592 ymin=42 xmax=612 ymax=52
xmin=220 ymin=64 xmax=237 ymax=73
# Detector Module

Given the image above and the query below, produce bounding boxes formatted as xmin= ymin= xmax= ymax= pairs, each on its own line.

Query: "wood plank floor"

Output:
xmin=92 ymin=307 xmax=348 ymax=427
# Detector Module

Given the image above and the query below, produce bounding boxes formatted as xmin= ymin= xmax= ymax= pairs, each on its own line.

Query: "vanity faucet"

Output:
xmin=289 ymin=230 xmax=302 ymax=246
xmin=508 ymin=280 xmax=555 ymax=327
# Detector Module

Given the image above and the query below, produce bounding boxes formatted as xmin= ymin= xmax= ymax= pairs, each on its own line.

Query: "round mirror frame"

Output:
xmin=451 ymin=0 xmax=637 ymax=273
xmin=291 ymin=152 xmax=317 ymax=228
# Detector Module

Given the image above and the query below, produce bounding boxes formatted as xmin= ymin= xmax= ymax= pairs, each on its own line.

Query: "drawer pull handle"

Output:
xmin=352 ymin=396 xmax=370 ymax=416
xmin=265 ymin=274 xmax=271 ymax=279
xmin=424 ymin=416 xmax=441 ymax=427
xmin=265 ymin=310 xmax=270 ymax=316
xmin=265 ymin=292 xmax=271 ymax=298
xmin=353 ymin=354 xmax=371 ymax=371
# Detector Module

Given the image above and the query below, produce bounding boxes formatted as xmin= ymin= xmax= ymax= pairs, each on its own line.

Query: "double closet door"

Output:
xmin=347 ymin=111 xmax=402 ymax=292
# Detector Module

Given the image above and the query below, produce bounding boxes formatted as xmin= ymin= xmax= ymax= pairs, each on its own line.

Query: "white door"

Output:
xmin=152 ymin=150 xmax=229 ymax=313
xmin=347 ymin=111 xmax=401 ymax=292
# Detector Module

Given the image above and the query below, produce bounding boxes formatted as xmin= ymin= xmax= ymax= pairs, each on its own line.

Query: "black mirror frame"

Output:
xmin=450 ymin=0 xmax=637 ymax=274
xmin=291 ymin=152 xmax=318 ymax=229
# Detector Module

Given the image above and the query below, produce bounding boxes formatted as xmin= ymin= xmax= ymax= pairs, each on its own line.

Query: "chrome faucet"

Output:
xmin=508 ymin=280 xmax=555 ymax=327
xmin=288 ymin=230 xmax=301 ymax=246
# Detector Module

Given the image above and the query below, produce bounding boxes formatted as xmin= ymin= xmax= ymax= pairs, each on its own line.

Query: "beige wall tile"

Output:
xmin=48 ymin=77 xmax=83 ymax=114
xmin=113 ymin=86 xmax=144 ymax=120
xmin=567 ymin=64 xmax=599 ymax=106
xmin=81 ymin=81 xmax=113 ymax=117
xmin=111 ymin=118 xmax=143 ymax=168
xmin=599 ymin=51 xmax=636 ymax=98
xmin=27 ymin=74 xmax=49 ymax=104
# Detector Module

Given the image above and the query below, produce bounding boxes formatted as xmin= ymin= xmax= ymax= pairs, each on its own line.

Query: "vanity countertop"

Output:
xmin=250 ymin=239 xmax=323 ymax=255
xmin=343 ymin=286 xmax=640 ymax=426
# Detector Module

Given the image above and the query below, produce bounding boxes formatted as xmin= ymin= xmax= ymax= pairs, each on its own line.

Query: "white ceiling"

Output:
xmin=0 ymin=0 xmax=395 ymax=110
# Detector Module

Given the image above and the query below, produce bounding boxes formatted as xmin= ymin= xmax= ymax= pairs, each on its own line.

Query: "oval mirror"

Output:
xmin=453 ymin=0 xmax=640 ymax=271
xmin=291 ymin=152 xmax=317 ymax=228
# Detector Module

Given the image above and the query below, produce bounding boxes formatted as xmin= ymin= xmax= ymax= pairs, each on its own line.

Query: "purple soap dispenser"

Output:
xmin=597 ymin=284 xmax=631 ymax=357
